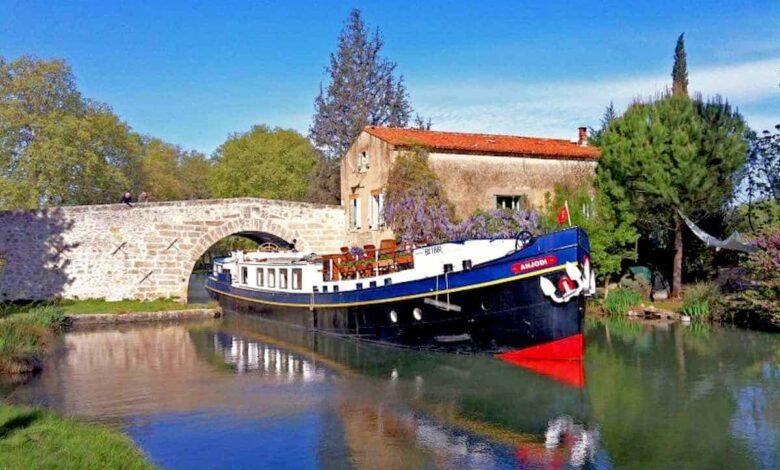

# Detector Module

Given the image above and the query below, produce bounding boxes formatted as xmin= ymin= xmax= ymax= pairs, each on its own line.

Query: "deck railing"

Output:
xmin=322 ymin=246 xmax=415 ymax=282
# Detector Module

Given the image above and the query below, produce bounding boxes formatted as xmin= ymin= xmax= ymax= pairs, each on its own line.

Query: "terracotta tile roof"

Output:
xmin=364 ymin=126 xmax=600 ymax=160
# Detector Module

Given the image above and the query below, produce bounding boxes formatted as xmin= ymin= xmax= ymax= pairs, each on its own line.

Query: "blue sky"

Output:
xmin=1 ymin=0 xmax=778 ymax=155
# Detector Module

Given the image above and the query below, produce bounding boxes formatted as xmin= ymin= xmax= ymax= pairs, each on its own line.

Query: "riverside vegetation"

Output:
xmin=0 ymin=403 xmax=156 ymax=470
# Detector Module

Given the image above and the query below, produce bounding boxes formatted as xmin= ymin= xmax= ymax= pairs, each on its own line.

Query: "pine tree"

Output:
xmin=672 ymin=33 xmax=688 ymax=97
xmin=309 ymin=9 xmax=412 ymax=204
xmin=598 ymin=95 xmax=747 ymax=296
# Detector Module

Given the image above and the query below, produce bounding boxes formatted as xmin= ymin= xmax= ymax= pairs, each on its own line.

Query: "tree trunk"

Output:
xmin=672 ymin=216 xmax=683 ymax=298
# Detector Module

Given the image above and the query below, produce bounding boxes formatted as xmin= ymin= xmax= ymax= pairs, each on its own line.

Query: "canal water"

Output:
xmin=2 ymin=315 xmax=779 ymax=469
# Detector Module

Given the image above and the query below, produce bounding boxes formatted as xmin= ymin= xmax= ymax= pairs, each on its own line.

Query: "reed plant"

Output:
xmin=681 ymin=282 xmax=720 ymax=322
xmin=603 ymin=288 xmax=643 ymax=315
xmin=0 ymin=306 xmax=65 ymax=374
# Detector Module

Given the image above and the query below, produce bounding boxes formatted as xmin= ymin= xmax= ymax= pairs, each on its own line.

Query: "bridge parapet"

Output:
xmin=0 ymin=198 xmax=345 ymax=301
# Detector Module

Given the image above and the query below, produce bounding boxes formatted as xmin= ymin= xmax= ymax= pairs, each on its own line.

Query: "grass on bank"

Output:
xmin=0 ymin=403 xmax=156 ymax=470
xmin=0 ymin=306 xmax=66 ymax=375
xmin=55 ymin=298 xmax=214 ymax=315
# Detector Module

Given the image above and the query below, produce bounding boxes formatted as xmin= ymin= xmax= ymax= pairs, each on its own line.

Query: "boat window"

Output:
xmin=268 ymin=268 xmax=276 ymax=288
xmin=292 ymin=268 xmax=302 ymax=290
xmin=333 ymin=285 xmax=339 ymax=292
xmin=369 ymin=281 xmax=377 ymax=288
xmin=384 ymin=278 xmax=392 ymax=286
xmin=241 ymin=267 xmax=248 ymax=284
xmin=256 ymin=268 xmax=264 ymax=287
xmin=462 ymin=260 xmax=472 ymax=270
xmin=356 ymin=283 xmax=363 ymax=290
xmin=279 ymin=269 xmax=288 ymax=289
xmin=322 ymin=286 xmax=328 ymax=293
xmin=443 ymin=263 xmax=453 ymax=274
xmin=313 ymin=286 xmax=319 ymax=293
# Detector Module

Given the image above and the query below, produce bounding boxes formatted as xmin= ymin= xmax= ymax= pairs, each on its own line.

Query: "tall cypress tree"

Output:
xmin=672 ymin=33 xmax=688 ymax=97
xmin=309 ymin=9 xmax=412 ymax=204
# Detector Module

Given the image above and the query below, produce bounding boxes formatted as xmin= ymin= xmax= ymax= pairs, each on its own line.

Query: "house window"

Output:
xmin=350 ymin=197 xmax=362 ymax=229
xmin=241 ymin=267 xmax=248 ymax=284
xmin=279 ymin=269 xmax=288 ymax=289
xmin=257 ymin=268 xmax=264 ymax=287
xmin=370 ymin=192 xmax=385 ymax=229
xmin=358 ymin=151 xmax=370 ymax=172
xmin=292 ymin=268 xmax=302 ymax=290
xmin=495 ymin=195 xmax=527 ymax=211
xmin=268 ymin=268 xmax=276 ymax=288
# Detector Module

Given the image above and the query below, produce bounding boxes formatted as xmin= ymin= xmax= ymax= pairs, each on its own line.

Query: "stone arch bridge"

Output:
xmin=0 ymin=198 xmax=345 ymax=301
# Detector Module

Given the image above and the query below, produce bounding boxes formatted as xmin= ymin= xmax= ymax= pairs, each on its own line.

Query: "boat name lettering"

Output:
xmin=423 ymin=246 xmax=443 ymax=256
xmin=511 ymin=255 xmax=558 ymax=274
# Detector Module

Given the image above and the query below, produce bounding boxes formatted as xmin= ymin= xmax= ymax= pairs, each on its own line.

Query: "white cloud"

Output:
xmin=414 ymin=58 xmax=780 ymax=139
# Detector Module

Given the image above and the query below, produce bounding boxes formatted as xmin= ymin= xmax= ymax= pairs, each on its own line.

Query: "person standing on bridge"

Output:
xmin=120 ymin=191 xmax=133 ymax=207
xmin=138 ymin=191 xmax=149 ymax=203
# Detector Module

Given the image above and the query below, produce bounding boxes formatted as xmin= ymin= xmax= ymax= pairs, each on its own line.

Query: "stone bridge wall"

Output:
xmin=0 ymin=198 xmax=345 ymax=301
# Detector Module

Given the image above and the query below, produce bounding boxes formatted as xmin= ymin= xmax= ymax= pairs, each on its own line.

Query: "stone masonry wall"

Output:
xmin=0 ymin=198 xmax=345 ymax=301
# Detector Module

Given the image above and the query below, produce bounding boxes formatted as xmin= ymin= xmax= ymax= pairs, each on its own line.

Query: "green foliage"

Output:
xmin=138 ymin=138 xmax=212 ymax=201
xmin=543 ymin=179 xmax=638 ymax=280
xmin=597 ymin=94 xmax=748 ymax=294
xmin=681 ymin=283 xmax=719 ymax=321
xmin=0 ymin=305 xmax=64 ymax=374
xmin=209 ymin=125 xmax=317 ymax=201
xmin=603 ymin=287 xmax=643 ymax=315
xmin=619 ymin=275 xmax=652 ymax=299
xmin=0 ymin=403 xmax=156 ymax=469
xmin=309 ymin=9 xmax=414 ymax=203
xmin=0 ymin=56 xmax=143 ymax=209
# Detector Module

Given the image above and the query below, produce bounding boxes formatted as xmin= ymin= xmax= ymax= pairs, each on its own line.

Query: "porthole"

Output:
xmin=390 ymin=310 xmax=398 ymax=323
xmin=413 ymin=307 xmax=422 ymax=321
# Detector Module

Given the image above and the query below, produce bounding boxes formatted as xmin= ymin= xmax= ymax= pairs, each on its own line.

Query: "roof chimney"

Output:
xmin=577 ymin=127 xmax=588 ymax=146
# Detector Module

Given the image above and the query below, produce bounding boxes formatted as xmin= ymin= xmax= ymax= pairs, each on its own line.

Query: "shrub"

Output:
xmin=0 ymin=305 xmax=65 ymax=374
xmin=619 ymin=275 xmax=652 ymax=299
xmin=681 ymin=283 xmax=720 ymax=321
xmin=603 ymin=288 xmax=643 ymax=315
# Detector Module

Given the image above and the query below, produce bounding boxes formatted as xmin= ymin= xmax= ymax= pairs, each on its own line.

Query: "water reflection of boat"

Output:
xmin=189 ymin=315 xmax=604 ymax=468
xmin=207 ymin=227 xmax=595 ymax=360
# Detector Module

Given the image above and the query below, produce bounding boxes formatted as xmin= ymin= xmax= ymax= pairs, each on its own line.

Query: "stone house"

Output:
xmin=341 ymin=126 xmax=600 ymax=246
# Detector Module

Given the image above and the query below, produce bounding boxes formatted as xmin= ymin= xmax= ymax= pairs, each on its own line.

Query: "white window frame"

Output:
xmin=256 ymin=268 xmax=264 ymax=287
xmin=350 ymin=197 xmax=362 ymax=230
xmin=268 ymin=268 xmax=276 ymax=288
xmin=292 ymin=268 xmax=302 ymax=290
xmin=279 ymin=269 xmax=288 ymax=289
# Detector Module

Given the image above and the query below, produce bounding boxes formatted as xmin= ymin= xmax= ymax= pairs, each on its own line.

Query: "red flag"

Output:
xmin=557 ymin=201 xmax=570 ymax=226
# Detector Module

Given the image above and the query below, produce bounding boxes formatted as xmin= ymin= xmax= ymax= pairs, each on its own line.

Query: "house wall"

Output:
xmin=341 ymin=132 xmax=395 ymax=247
xmin=340 ymin=131 xmax=597 ymax=247
xmin=427 ymin=153 xmax=596 ymax=220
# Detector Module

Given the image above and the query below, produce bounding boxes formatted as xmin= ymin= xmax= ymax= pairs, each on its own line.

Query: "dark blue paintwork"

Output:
xmin=207 ymin=227 xmax=589 ymax=308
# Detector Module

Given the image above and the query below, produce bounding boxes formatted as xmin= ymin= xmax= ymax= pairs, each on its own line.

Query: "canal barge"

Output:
xmin=206 ymin=227 xmax=595 ymax=361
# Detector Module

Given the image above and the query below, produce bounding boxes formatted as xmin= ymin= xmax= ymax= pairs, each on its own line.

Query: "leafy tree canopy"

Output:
xmin=597 ymin=94 xmax=747 ymax=294
xmin=0 ymin=56 xmax=141 ymax=208
xmin=138 ymin=137 xmax=211 ymax=201
xmin=209 ymin=125 xmax=317 ymax=202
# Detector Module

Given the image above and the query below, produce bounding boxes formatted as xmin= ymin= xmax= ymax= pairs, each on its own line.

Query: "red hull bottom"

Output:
xmin=495 ymin=334 xmax=585 ymax=388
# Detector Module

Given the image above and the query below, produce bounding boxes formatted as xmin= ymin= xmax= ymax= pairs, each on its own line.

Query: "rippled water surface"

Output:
xmin=3 ymin=314 xmax=779 ymax=469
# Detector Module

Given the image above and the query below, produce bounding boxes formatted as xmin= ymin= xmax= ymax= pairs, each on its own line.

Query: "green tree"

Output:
xmin=0 ymin=56 xmax=142 ymax=208
xmin=544 ymin=179 xmax=638 ymax=285
xmin=598 ymin=95 xmax=747 ymax=296
xmin=137 ymin=137 xmax=211 ymax=201
xmin=672 ymin=33 xmax=688 ymax=97
xmin=309 ymin=9 xmax=413 ymax=204
xmin=209 ymin=125 xmax=316 ymax=201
